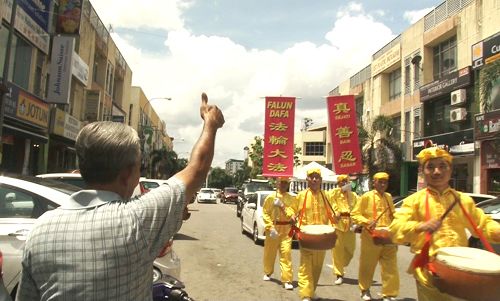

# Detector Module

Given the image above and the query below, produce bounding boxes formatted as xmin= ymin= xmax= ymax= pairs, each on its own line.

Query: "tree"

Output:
xmin=234 ymin=161 xmax=251 ymax=188
xmin=208 ymin=167 xmax=233 ymax=188
xmin=150 ymin=148 xmax=185 ymax=179
xmin=358 ymin=115 xmax=402 ymax=195
xmin=479 ymin=60 xmax=500 ymax=112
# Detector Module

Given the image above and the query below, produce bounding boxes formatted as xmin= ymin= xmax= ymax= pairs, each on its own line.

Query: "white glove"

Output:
xmin=269 ymin=229 xmax=279 ymax=239
xmin=273 ymin=198 xmax=284 ymax=208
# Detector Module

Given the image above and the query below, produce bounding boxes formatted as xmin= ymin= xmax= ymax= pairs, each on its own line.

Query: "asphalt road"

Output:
xmin=172 ymin=201 xmax=418 ymax=301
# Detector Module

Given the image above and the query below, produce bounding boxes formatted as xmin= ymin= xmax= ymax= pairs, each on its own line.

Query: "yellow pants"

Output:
xmin=331 ymin=230 xmax=355 ymax=277
xmin=298 ymin=247 xmax=326 ymax=299
xmin=358 ymin=233 xmax=399 ymax=297
xmin=263 ymin=227 xmax=293 ymax=283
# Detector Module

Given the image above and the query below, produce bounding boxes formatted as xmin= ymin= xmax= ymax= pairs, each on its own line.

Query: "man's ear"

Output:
xmin=118 ymin=165 xmax=134 ymax=187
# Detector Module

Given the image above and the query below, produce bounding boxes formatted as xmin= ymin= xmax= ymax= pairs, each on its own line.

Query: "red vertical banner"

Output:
xmin=263 ymin=97 xmax=296 ymax=177
xmin=327 ymin=95 xmax=363 ymax=174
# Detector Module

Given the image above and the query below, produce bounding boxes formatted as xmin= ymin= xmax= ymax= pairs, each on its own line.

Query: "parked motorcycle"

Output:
xmin=153 ymin=274 xmax=194 ymax=301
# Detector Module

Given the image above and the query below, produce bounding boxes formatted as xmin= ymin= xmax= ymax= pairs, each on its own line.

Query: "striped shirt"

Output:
xmin=16 ymin=177 xmax=185 ymax=301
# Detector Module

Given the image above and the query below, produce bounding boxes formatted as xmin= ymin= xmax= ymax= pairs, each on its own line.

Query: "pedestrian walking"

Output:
xmin=328 ymin=174 xmax=359 ymax=285
xmin=296 ymin=168 xmax=337 ymax=301
xmin=261 ymin=177 xmax=298 ymax=290
xmin=351 ymin=172 xmax=399 ymax=301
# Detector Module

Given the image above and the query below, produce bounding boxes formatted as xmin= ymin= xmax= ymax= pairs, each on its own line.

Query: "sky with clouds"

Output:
xmin=89 ymin=0 xmax=439 ymax=168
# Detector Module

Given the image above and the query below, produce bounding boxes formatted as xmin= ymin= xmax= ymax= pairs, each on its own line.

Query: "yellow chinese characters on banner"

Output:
xmin=327 ymin=95 xmax=362 ymax=174
xmin=263 ymin=97 xmax=296 ymax=177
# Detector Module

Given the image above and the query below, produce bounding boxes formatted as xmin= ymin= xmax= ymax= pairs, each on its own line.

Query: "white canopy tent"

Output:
xmin=290 ymin=161 xmax=338 ymax=193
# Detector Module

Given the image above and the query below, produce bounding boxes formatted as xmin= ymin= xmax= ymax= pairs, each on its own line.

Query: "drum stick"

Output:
xmin=439 ymin=193 xmax=460 ymax=222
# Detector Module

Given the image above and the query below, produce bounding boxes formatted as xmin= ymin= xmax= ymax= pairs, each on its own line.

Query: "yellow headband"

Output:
xmin=307 ymin=168 xmax=321 ymax=177
xmin=373 ymin=172 xmax=389 ymax=180
xmin=416 ymin=146 xmax=453 ymax=165
xmin=337 ymin=174 xmax=348 ymax=182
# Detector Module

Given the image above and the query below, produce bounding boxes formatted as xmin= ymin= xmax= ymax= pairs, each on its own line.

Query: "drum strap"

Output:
xmin=295 ymin=190 xmax=336 ymax=233
xmin=371 ymin=191 xmax=392 ymax=225
xmin=457 ymin=198 xmax=495 ymax=253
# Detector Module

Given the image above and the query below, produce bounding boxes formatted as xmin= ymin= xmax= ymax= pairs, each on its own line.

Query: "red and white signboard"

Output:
xmin=263 ymin=96 xmax=296 ymax=177
xmin=327 ymin=95 xmax=363 ymax=174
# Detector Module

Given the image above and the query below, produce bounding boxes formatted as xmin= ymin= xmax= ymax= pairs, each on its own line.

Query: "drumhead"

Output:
xmin=435 ymin=247 xmax=500 ymax=274
xmin=301 ymin=224 xmax=335 ymax=234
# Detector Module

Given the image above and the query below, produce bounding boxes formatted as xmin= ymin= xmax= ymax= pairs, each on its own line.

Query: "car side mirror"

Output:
xmin=246 ymin=203 xmax=257 ymax=210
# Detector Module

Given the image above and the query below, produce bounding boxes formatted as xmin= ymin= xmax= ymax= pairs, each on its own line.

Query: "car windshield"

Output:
xmin=478 ymin=198 xmax=500 ymax=214
xmin=200 ymin=189 xmax=213 ymax=194
xmin=225 ymin=188 xmax=238 ymax=193
xmin=246 ymin=182 xmax=273 ymax=193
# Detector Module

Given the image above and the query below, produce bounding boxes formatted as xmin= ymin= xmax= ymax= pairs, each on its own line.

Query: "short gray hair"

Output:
xmin=76 ymin=121 xmax=141 ymax=184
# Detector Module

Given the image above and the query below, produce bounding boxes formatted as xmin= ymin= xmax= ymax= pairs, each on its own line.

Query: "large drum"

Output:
xmin=298 ymin=225 xmax=337 ymax=250
xmin=370 ymin=227 xmax=393 ymax=245
xmin=431 ymin=247 xmax=500 ymax=301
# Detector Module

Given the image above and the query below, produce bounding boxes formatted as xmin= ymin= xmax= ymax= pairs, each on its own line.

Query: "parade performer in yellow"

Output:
xmin=262 ymin=177 xmax=298 ymax=290
xmin=389 ymin=147 xmax=500 ymax=301
xmin=351 ymin=172 xmax=399 ymax=301
xmin=296 ymin=168 xmax=337 ymax=301
xmin=328 ymin=174 xmax=359 ymax=285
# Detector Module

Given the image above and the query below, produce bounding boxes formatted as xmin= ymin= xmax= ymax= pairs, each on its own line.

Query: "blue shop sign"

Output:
xmin=17 ymin=0 xmax=51 ymax=32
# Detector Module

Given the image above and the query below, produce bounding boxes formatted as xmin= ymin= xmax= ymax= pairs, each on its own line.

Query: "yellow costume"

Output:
xmin=296 ymin=188 xmax=335 ymax=299
xmin=389 ymin=146 xmax=500 ymax=301
xmin=390 ymin=188 xmax=500 ymax=300
xmin=351 ymin=178 xmax=399 ymax=299
xmin=328 ymin=185 xmax=358 ymax=279
xmin=262 ymin=191 xmax=298 ymax=284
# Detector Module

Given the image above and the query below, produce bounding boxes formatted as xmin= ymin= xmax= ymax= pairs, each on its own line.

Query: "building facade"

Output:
xmin=225 ymin=159 xmax=244 ymax=176
xmin=330 ymin=0 xmax=499 ymax=195
xmin=0 ymin=0 xmax=171 ymax=175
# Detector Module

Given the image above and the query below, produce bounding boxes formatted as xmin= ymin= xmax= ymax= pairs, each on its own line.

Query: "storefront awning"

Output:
xmin=3 ymin=124 xmax=48 ymax=143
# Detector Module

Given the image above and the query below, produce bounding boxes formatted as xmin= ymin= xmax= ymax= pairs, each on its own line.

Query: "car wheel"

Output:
xmin=152 ymin=267 xmax=162 ymax=283
xmin=253 ymin=224 xmax=260 ymax=244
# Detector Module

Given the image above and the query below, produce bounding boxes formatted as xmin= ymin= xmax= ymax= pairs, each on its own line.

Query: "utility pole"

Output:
xmin=0 ymin=0 xmax=18 ymax=164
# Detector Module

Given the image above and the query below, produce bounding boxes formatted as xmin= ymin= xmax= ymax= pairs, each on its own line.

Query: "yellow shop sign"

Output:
xmin=16 ymin=90 xmax=49 ymax=128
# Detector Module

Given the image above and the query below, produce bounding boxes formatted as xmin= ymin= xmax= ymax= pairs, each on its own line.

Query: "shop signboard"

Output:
xmin=371 ymin=44 xmax=401 ymax=76
xmin=51 ymin=108 xmax=82 ymax=141
xmin=47 ymin=36 xmax=75 ymax=104
xmin=412 ymin=129 xmax=474 ymax=159
xmin=472 ymin=31 xmax=500 ymax=69
xmin=419 ymin=66 xmax=472 ymax=102
xmin=56 ymin=0 xmax=83 ymax=34
xmin=3 ymin=82 xmax=49 ymax=129
xmin=475 ymin=110 xmax=500 ymax=140
xmin=17 ymin=0 xmax=50 ymax=32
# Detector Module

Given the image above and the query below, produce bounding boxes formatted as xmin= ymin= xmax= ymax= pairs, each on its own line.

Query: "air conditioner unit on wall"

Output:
xmin=450 ymin=89 xmax=466 ymax=106
xmin=450 ymin=108 xmax=467 ymax=122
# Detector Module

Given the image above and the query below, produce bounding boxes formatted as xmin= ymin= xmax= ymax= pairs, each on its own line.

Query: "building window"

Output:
xmin=105 ymin=61 xmax=114 ymax=96
xmin=34 ymin=50 xmax=45 ymax=97
xmin=433 ymin=36 xmax=456 ymax=79
xmin=404 ymin=60 xmax=411 ymax=95
xmin=12 ymin=35 xmax=33 ymax=90
xmin=414 ymin=107 xmax=421 ymax=138
xmin=413 ymin=52 xmax=421 ymax=90
xmin=355 ymin=96 xmax=363 ymax=125
xmin=304 ymin=142 xmax=325 ymax=156
xmin=391 ymin=116 xmax=401 ymax=141
xmin=389 ymin=68 xmax=401 ymax=100
xmin=0 ymin=26 xmax=8 ymax=76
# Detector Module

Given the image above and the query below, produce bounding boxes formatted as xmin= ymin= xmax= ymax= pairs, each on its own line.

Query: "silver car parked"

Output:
xmin=0 ymin=174 xmax=179 ymax=299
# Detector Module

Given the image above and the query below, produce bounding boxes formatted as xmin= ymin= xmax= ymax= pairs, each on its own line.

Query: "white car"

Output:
xmin=240 ymin=191 xmax=274 ymax=244
xmin=469 ymin=197 xmax=500 ymax=253
xmin=0 ymin=175 xmax=179 ymax=298
xmin=196 ymin=188 xmax=217 ymax=203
